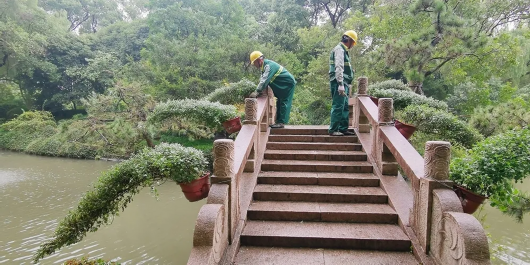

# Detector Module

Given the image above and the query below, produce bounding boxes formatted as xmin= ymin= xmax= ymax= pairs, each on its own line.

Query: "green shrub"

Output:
xmin=368 ymin=88 xmax=448 ymax=111
xmin=450 ymin=128 xmax=530 ymax=220
xmin=469 ymin=99 xmax=530 ymax=137
xmin=368 ymin=79 xmax=410 ymax=92
xmin=148 ymin=99 xmax=238 ymax=131
xmin=34 ymin=143 xmax=208 ymax=262
xmin=396 ymin=105 xmax=483 ymax=148
xmin=204 ymin=79 xmax=256 ymax=105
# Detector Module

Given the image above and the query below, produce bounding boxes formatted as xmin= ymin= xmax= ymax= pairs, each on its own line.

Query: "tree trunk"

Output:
xmin=408 ymin=81 xmax=424 ymax=95
xmin=142 ymin=131 xmax=155 ymax=148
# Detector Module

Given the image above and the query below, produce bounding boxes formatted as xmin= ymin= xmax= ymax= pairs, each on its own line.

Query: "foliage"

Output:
xmin=368 ymin=88 xmax=448 ymax=111
xmin=450 ymin=128 xmax=530 ymax=220
xmin=204 ymin=79 xmax=256 ymax=105
xmin=446 ymin=79 xmax=518 ymax=116
xmin=148 ymin=99 xmax=238 ymax=132
xmin=0 ymin=111 xmax=58 ymax=151
xmin=396 ymin=105 xmax=483 ymax=148
xmin=469 ymin=99 xmax=530 ymax=137
xmin=33 ymin=143 xmax=208 ymax=262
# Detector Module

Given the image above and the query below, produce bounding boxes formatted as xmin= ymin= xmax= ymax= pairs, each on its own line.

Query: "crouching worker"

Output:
xmin=249 ymin=51 xmax=296 ymax=129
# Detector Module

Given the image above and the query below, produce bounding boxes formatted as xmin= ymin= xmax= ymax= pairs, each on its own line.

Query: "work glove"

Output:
xmin=249 ymin=91 xmax=258 ymax=98
xmin=338 ymin=85 xmax=346 ymax=97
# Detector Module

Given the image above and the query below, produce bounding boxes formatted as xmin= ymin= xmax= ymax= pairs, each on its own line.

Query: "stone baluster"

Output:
xmin=373 ymin=98 xmax=398 ymax=175
xmin=267 ymin=87 xmax=276 ymax=126
xmin=354 ymin=77 xmax=370 ymax=132
xmin=411 ymin=141 xmax=452 ymax=253
xmin=211 ymin=139 xmax=239 ymax=243
xmin=243 ymin=98 xmax=258 ymax=173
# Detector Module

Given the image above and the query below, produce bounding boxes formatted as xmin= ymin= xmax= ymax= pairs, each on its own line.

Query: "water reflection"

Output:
xmin=0 ymin=151 xmax=205 ymax=264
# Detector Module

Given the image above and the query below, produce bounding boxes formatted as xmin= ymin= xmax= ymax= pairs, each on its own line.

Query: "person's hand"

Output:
xmin=338 ymin=85 xmax=346 ymax=97
xmin=249 ymin=91 xmax=258 ymax=98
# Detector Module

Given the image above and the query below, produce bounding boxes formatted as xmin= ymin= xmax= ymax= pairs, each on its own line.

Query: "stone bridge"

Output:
xmin=187 ymin=77 xmax=491 ymax=265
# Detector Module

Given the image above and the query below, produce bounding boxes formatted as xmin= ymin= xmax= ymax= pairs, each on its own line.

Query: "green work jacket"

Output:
xmin=257 ymin=59 xmax=296 ymax=98
xmin=329 ymin=43 xmax=354 ymax=85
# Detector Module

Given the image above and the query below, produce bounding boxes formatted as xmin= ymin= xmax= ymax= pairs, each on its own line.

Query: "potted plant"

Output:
xmin=33 ymin=143 xmax=210 ymax=262
xmin=394 ymin=120 xmax=416 ymax=140
xmin=178 ymin=171 xmax=211 ymax=202
xmin=450 ymin=128 xmax=530 ymax=215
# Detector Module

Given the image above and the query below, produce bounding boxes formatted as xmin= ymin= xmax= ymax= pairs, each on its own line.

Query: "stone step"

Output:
xmin=253 ymin=184 xmax=388 ymax=203
xmin=266 ymin=142 xmax=363 ymax=151
xmin=257 ymin=172 xmax=379 ymax=187
xmin=261 ymin=160 xmax=373 ymax=173
xmin=235 ymin=247 xmax=419 ymax=265
xmin=248 ymin=201 xmax=398 ymax=223
xmin=270 ymin=127 xmax=330 ymax=135
xmin=264 ymin=150 xmax=367 ymax=161
xmin=240 ymin=221 xmax=411 ymax=251
xmin=268 ymin=134 xmax=358 ymax=143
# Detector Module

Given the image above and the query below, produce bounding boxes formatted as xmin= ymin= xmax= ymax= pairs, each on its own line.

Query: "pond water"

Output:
xmin=0 ymin=150 xmax=529 ymax=264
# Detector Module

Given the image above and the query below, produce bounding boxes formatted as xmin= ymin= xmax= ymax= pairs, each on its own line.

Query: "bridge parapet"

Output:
xmin=188 ymin=89 xmax=275 ymax=265
xmin=354 ymin=77 xmax=491 ymax=264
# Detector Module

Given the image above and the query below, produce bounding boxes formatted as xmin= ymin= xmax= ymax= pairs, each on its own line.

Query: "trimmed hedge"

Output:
xmin=148 ymin=99 xmax=238 ymax=131
xmin=204 ymin=79 xmax=256 ymax=105
xmin=396 ymin=105 xmax=483 ymax=148
xmin=368 ymin=88 xmax=448 ymax=111
xmin=367 ymin=79 xmax=410 ymax=92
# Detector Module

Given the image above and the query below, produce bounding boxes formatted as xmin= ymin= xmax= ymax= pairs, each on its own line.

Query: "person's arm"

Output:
xmin=256 ymin=64 xmax=271 ymax=93
xmin=334 ymin=47 xmax=344 ymax=86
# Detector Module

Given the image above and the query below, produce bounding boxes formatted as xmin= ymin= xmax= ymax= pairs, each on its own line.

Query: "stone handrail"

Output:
xmin=353 ymin=77 xmax=491 ymax=264
xmin=188 ymin=89 xmax=274 ymax=265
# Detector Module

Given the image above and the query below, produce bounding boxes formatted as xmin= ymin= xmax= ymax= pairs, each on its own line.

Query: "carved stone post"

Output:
xmin=373 ymin=98 xmax=397 ymax=175
xmin=267 ymin=87 xmax=276 ymax=126
xmin=355 ymin=77 xmax=370 ymax=132
xmin=411 ymin=141 xmax=452 ymax=253
xmin=212 ymin=139 xmax=239 ymax=243
xmin=243 ymin=98 xmax=258 ymax=125
xmin=243 ymin=98 xmax=258 ymax=172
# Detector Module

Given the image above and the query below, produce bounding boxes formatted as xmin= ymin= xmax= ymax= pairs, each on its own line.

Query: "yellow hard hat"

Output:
xmin=343 ymin=30 xmax=358 ymax=45
xmin=250 ymin=51 xmax=263 ymax=64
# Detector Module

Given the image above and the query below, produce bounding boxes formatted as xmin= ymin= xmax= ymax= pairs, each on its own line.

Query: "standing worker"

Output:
xmin=249 ymin=51 xmax=296 ymax=129
xmin=328 ymin=30 xmax=358 ymax=136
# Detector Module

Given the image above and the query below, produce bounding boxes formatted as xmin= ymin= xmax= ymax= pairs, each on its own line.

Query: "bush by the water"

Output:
xmin=450 ymin=128 xmax=530 ymax=221
xmin=34 ymin=143 xmax=208 ymax=262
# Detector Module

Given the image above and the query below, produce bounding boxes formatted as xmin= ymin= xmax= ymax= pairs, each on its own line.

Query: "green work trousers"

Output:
xmin=273 ymin=84 xmax=295 ymax=124
xmin=329 ymin=80 xmax=350 ymax=133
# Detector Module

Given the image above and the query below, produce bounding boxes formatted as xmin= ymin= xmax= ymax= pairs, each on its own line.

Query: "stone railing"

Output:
xmin=187 ymin=89 xmax=275 ymax=265
xmin=353 ymin=77 xmax=491 ymax=265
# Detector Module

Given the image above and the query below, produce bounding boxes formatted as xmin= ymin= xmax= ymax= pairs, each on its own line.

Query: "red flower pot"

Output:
xmin=179 ymin=173 xmax=210 ymax=202
xmin=369 ymin=96 xmax=379 ymax=106
xmin=222 ymin=117 xmax=242 ymax=134
xmin=394 ymin=120 xmax=416 ymax=139
xmin=453 ymin=185 xmax=487 ymax=214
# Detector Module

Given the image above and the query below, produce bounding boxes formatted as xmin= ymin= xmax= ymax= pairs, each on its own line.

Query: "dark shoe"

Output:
xmin=329 ymin=131 xmax=344 ymax=136
xmin=270 ymin=123 xmax=284 ymax=129
xmin=341 ymin=131 xmax=356 ymax=136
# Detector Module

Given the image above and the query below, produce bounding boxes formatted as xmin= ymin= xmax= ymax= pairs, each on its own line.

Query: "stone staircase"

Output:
xmin=234 ymin=126 xmax=418 ymax=264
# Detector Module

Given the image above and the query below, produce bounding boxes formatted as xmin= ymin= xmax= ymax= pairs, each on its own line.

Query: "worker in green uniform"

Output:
xmin=328 ymin=30 xmax=358 ymax=136
xmin=249 ymin=51 xmax=296 ymax=129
